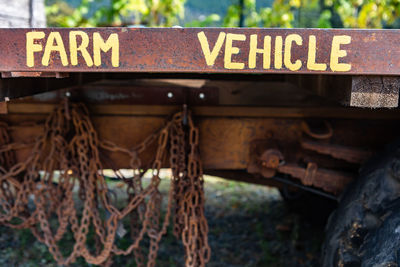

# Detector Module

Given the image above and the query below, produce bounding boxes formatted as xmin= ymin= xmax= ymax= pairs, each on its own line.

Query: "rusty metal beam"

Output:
xmin=6 ymin=103 xmax=400 ymax=119
xmin=1 ymin=28 xmax=400 ymax=75
xmin=18 ymin=82 xmax=219 ymax=106
xmin=4 ymin=114 xmax=400 ymax=170
xmin=301 ymin=140 xmax=372 ymax=164
xmin=0 ymin=73 xmax=102 ymax=101
xmin=247 ymin=146 xmax=355 ymax=194
xmin=277 ymin=163 xmax=353 ymax=194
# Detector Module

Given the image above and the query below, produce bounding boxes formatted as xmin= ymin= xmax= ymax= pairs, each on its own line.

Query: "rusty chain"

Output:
xmin=0 ymin=99 xmax=210 ymax=266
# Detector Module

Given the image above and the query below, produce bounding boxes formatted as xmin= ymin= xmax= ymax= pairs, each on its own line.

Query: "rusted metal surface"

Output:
xmin=278 ymin=163 xmax=353 ymax=194
xmin=4 ymin=112 xmax=400 ymax=170
xmin=0 ymin=76 xmax=351 ymax=106
xmin=1 ymin=71 xmax=69 ymax=78
xmin=0 ymin=73 xmax=101 ymax=101
xmin=247 ymin=149 xmax=283 ymax=178
xmin=247 ymin=146 xmax=354 ymax=194
xmin=24 ymin=82 xmax=218 ymax=106
xmin=301 ymin=121 xmax=333 ymax=139
xmin=3 ymin=103 xmax=400 ymax=196
xmin=247 ymin=121 xmax=380 ymax=194
xmin=8 ymin=100 xmax=400 ymax=119
xmin=0 ymin=102 xmax=8 ymax=114
xmin=1 ymin=28 xmax=400 ymax=75
xmin=301 ymin=140 xmax=372 ymax=164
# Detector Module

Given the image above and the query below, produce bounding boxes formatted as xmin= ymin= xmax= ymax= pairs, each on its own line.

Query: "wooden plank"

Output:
xmin=350 ymin=76 xmax=400 ymax=108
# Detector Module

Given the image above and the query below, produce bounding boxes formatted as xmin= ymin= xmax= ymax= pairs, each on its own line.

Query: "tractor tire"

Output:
xmin=322 ymin=141 xmax=400 ymax=267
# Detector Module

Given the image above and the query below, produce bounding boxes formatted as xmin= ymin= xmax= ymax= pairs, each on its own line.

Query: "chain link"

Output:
xmin=0 ymin=99 xmax=210 ymax=266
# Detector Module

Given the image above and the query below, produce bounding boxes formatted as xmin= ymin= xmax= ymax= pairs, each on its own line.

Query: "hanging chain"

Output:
xmin=0 ymin=99 xmax=210 ymax=266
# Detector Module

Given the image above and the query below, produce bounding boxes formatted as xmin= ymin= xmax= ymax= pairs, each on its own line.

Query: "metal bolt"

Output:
xmin=199 ymin=93 xmax=205 ymax=99
xmin=167 ymin=92 xmax=173 ymax=98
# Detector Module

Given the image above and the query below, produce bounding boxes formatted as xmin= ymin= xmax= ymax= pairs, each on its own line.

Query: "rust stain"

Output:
xmin=0 ymin=28 xmax=399 ymax=75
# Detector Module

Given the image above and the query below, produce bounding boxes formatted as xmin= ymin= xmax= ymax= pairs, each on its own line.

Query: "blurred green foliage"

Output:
xmin=220 ymin=0 xmax=400 ymax=28
xmin=45 ymin=0 xmax=400 ymax=28
xmin=46 ymin=0 xmax=185 ymax=27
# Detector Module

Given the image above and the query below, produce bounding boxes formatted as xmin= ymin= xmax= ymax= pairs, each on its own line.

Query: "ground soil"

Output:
xmin=0 ymin=176 xmax=328 ymax=267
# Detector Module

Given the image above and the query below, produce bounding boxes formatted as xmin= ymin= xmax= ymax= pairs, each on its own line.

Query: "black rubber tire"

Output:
xmin=322 ymin=141 xmax=400 ymax=267
xmin=360 ymin=199 xmax=400 ymax=266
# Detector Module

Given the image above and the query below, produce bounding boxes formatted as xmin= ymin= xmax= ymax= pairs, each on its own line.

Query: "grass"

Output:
xmin=0 ymin=174 xmax=325 ymax=266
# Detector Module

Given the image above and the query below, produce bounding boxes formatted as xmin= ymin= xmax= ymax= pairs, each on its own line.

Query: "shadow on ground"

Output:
xmin=0 ymin=176 xmax=329 ymax=266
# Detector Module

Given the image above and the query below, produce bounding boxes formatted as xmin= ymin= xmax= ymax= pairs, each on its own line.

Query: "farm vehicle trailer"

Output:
xmin=0 ymin=27 xmax=399 ymax=266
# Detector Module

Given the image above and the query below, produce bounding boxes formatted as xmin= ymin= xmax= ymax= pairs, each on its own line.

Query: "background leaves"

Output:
xmin=45 ymin=0 xmax=400 ymax=28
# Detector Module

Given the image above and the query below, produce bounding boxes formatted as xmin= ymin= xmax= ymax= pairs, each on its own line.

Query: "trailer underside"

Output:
xmin=0 ymin=75 xmax=398 ymax=196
